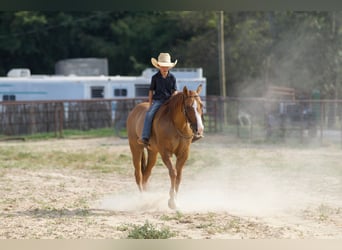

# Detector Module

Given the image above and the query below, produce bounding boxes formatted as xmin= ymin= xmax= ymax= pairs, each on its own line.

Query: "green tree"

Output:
xmin=0 ymin=10 xmax=342 ymax=100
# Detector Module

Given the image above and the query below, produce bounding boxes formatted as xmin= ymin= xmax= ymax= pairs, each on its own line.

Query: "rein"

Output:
xmin=176 ymin=128 xmax=194 ymax=140
xmin=175 ymin=94 xmax=200 ymax=140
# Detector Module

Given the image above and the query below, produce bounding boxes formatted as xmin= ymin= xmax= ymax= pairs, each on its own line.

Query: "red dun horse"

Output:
xmin=126 ymin=85 xmax=204 ymax=209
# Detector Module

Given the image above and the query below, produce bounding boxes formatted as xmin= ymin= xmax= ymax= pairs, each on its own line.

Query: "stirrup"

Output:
xmin=137 ymin=138 xmax=150 ymax=147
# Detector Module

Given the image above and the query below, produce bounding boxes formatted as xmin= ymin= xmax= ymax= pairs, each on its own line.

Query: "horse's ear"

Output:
xmin=196 ymin=84 xmax=203 ymax=94
xmin=183 ymin=86 xmax=189 ymax=96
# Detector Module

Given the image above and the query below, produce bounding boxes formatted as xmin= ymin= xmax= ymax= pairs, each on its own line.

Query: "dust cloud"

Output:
xmin=178 ymin=163 xmax=340 ymax=216
xmin=236 ymin=16 xmax=328 ymax=99
xmin=96 ymin=148 xmax=342 ymax=217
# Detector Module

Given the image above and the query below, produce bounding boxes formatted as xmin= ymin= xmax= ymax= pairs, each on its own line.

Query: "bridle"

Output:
xmin=176 ymin=94 xmax=203 ymax=139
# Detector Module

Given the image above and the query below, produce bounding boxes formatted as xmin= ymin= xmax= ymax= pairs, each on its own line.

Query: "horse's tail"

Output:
xmin=141 ymin=148 xmax=147 ymax=174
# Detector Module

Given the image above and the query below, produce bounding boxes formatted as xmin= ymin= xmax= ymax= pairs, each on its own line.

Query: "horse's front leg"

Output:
xmin=168 ymin=168 xmax=178 ymax=210
xmin=175 ymin=150 xmax=189 ymax=194
xmin=161 ymin=153 xmax=178 ymax=210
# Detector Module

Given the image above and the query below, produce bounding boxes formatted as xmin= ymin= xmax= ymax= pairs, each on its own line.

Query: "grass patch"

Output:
xmin=126 ymin=221 xmax=176 ymax=239
xmin=0 ymin=148 xmax=43 ymax=169
xmin=160 ymin=211 xmax=184 ymax=221
xmin=14 ymin=128 xmax=116 ymax=141
xmin=62 ymin=128 xmax=115 ymax=138
xmin=0 ymin=143 xmax=132 ymax=174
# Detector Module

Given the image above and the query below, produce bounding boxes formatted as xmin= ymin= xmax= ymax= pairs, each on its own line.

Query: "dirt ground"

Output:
xmin=0 ymin=135 xmax=341 ymax=239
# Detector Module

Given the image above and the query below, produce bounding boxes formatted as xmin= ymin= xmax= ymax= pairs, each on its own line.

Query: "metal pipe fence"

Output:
xmin=204 ymin=96 xmax=342 ymax=147
xmin=0 ymin=97 xmax=342 ymax=146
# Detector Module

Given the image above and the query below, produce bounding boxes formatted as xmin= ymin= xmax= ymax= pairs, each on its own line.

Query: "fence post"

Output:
xmin=59 ymin=105 xmax=64 ymax=138
xmin=54 ymin=103 xmax=64 ymax=138
xmin=237 ymin=99 xmax=240 ymax=138
xmin=250 ymin=112 xmax=253 ymax=142
xmin=320 ymin=101 xmax=324 ymax=146
xmin=54 ymin=105 xmax=58 ymax=138
xmin=216 ymin=98 xmax=219 ymax=132
xmin=300 ymin=102 xmax=304 ymax=144
xmin=340 ymin=102 xmax=342 ymax=149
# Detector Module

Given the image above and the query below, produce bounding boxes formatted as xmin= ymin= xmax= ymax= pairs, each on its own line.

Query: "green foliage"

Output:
xmin=126 ymin=221 xmax=176 ymax=239
xmin=0 ymin=11 xmax=342 ymax=96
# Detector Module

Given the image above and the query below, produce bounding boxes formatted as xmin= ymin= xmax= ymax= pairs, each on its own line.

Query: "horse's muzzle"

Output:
xmin=191 ymin=123 xmax=204 ymax=136
xmin=197 ymin=126 xmax=204 ymax=135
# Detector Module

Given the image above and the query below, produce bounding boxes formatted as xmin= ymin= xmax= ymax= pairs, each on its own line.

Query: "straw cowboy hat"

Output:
xmin=151 ymin=53 xmax=177 ymax=69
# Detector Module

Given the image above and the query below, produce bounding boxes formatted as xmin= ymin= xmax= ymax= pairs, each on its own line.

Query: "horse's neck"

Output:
xmin=168 ymin=97 xmax=192 ymax=134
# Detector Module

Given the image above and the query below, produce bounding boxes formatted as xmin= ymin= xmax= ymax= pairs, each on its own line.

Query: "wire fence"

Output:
xmin=0 ymin=97 xmax=342 ymax=147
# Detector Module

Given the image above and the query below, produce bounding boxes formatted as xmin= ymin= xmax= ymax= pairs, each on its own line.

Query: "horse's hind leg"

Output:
xmin=142 ymin=151 xmax=158 ymax=191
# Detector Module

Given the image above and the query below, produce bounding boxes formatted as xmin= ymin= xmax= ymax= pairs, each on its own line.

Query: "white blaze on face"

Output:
xmin=192 ymin=100 xmax=204 ymax=135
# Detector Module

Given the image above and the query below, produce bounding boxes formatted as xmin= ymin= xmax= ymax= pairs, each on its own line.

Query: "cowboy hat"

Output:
xmin=151 ymin=53 xmax=177 ymax=69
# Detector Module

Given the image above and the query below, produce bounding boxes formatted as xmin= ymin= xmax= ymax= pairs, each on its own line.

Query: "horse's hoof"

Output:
xmin=168 ymin=199 xmax=177 ymax=210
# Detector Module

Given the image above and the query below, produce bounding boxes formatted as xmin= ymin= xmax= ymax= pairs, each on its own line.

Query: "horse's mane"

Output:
xmin=159 ymin=92 xmax=184 ymax=117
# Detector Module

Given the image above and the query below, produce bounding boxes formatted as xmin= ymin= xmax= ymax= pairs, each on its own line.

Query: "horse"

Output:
xmin=126 ymin=84 xmax=204 ymax=209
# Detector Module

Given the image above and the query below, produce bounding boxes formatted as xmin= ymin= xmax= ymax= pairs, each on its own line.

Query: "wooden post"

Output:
xmin=59 ymin=103 xmax=64 ymax=138
xmin=218 ymin=11 xmax=227 ymax=127
xmin=320 ymin=101 xmax=324 ymax=146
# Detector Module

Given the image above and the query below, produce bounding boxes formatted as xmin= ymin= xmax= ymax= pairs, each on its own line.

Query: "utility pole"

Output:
xmin=218 ymin=11 xmax=226 ymax=98
xmin=218 ymin=11 xmax=227 ymax=128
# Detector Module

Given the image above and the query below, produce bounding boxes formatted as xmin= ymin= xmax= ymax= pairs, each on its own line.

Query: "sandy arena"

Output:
xmin=0 ymin=135 xmax=341 ymax=239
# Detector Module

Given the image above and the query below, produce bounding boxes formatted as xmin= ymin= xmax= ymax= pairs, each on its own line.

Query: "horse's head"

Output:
xmin=182 ymin=84 xmax=205 ymax=136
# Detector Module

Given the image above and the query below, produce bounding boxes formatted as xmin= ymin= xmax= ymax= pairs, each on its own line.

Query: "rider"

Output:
xmin=138 ymin=52 xmax=178 ymax=147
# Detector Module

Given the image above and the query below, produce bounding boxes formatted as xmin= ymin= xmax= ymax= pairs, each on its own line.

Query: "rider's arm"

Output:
xmin=148 ymin=90 xmax=153 ymax=107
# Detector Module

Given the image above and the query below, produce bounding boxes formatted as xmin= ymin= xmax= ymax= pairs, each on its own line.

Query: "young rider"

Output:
xmin=137 ymin=52 xmax=178 ymax=147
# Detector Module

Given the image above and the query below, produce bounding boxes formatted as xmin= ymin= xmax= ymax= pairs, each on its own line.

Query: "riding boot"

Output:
xmin=137 ymin=138 xmax=150 ymax=148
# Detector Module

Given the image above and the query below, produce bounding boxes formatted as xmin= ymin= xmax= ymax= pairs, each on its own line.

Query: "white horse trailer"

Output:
xmin=0 ymin=68 xmax=206 ymax=101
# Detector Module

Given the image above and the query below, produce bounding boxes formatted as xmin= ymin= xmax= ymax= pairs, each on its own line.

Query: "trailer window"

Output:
xmin=3 ymin=95 xmax=16 ymax=101
xmin=135 ymin=84 xmax=150 ymax=97
xmin=114 ymin=88 xmax=127 ymax=97
xmin=91 ymin=86 xmax=104 ymax=98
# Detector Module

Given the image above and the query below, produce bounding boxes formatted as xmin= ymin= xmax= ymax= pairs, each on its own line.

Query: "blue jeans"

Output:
xmin=141 ymin=100 xmax=164 ymax=140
